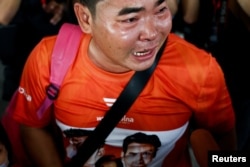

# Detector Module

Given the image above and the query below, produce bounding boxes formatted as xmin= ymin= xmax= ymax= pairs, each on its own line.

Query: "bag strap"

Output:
xmin=69 ymin=40 xmax=167 ymax=167
xmin=37 ymin=23 xmax=82 ymax=118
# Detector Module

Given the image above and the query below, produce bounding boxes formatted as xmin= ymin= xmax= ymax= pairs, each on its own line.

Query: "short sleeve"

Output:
xmin=194 ymin=56 xmax=235 ymax=133
xmin=13 ymin=36 xmax=57 ymax=128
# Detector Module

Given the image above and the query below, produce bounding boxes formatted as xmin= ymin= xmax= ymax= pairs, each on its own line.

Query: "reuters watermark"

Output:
xmin=208 ymin=151 xmax=249 ymax=167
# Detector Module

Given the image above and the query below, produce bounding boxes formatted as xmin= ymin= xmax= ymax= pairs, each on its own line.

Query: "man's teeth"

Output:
xmin=133 ymin=50 xmax=150 ymax=56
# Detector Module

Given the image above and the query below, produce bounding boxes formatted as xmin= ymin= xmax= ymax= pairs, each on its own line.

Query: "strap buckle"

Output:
xmin=46 ymin=84 xmax=59 ymax=100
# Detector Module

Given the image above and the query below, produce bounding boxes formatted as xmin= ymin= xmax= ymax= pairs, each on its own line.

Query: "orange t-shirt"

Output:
xmin=13 ymin=33 xmax=235 ymax=167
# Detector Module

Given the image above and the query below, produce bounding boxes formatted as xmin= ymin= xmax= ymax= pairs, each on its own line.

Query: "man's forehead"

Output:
xmin=128 ymin=143 xmax=154 ymax=148
xmin=99 ymin=0 xmax=165 ymax=8
xmin=97 ymin=0 xmax=166 ymax=15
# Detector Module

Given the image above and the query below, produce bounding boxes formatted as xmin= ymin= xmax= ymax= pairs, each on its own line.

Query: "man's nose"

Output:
xmin=139 ymin=18 xmax=157 ymax=41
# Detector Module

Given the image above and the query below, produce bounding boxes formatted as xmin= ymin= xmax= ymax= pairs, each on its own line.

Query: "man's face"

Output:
xmin=87 ymin=0 xmax=172 ymax=72
xmin=123 ymin=143 xmax=155 ymax=167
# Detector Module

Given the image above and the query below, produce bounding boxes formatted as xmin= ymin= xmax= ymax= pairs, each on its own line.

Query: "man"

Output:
xmin=121 ymin=133 xmax=161 ymax=167
xmin=11 ymin=0 xmax=236 ymax=167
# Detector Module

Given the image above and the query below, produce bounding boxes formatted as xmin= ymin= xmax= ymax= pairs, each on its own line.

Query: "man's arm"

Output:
xmin=0 ymin=0 xmax=21 ymax=25
xmin=228 ymin=0 xmax=250 ymax=31
xmin=237 ymin=0 xmax=250 ymax=17
xmin=181 ymin=0 xmax=200 ymax=24
xmin=20 ymin=125 xmax=64 ymax=167
xmin=166 ymin=0 xmax=179 ymax=17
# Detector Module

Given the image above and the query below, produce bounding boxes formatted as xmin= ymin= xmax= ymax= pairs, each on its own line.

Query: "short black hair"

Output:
xmin=78 ymin=0 xmax=103 ymax=16
xmin=95 ymin=155 xmax=121 ymax=167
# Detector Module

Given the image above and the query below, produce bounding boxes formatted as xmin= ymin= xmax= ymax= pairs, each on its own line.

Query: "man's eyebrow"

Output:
xmin=155 ymin=0 xmax=165 ymax=7
xmin=118 ymin=7 xmax=144 ymax=16
xmin=117 ymin=0 xmax=165 ymax=16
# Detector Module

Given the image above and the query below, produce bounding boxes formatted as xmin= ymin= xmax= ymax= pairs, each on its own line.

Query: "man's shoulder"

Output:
xmin=165 ymin=33 xmax=212 ymax=62
xmin=161 ymin=33 xmax=221 ymax=84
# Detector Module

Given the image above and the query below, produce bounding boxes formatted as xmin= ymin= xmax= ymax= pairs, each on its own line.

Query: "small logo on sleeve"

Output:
xmin=18 ymin=87 xmax=32 ymax=101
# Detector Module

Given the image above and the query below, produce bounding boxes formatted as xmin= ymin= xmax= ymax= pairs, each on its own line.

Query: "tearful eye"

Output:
xmin=158 ymin=7 xmax=167 ymax=14
xmin=121 ymin=17 xmax=138 ymax=23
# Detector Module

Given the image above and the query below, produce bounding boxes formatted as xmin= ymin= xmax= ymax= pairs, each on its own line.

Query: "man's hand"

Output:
xmin=42 ymin=1 xmax=66 ymax=25
xmin=20 ymin=124 xmax=64 ymax=167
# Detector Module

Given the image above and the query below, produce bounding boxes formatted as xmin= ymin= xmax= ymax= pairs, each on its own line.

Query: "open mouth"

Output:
xmin=133 ymin=50 xmax=152 ymax=57
xmin=133 ymin=49 xmax=153 ymax=57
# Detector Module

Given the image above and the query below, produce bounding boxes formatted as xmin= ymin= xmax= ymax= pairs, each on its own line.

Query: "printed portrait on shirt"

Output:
xmin=62 ymin=129 xmax=161 ymax=167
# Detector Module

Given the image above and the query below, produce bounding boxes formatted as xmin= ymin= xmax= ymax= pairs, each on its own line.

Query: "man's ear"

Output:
xmin=74 ymin=2 xmax=92 ymax=34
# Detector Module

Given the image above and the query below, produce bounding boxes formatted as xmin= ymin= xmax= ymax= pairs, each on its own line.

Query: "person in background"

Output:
xmin=0 ymin=0 xmax=21 ymax=87
xmin=0 ymin=0 xmax=21 ymax=26
xmin=215 ymin=0 xmax=250 ymax=152
xmin=166 ymin=0 xmax=179 ymax=17
xmin=9 ymin=0 xmax=236 ymax=166
xmin=0 ymin=123 xmax=12 ymax=167
xmin=0 ymin=0 xmax=74 ymax=101
xmin=171 ymin=0 xmax=214 ymax=49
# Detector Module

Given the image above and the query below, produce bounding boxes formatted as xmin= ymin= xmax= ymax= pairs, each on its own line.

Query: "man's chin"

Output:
xmin=132 ymin=61 xmax=155 ymax=72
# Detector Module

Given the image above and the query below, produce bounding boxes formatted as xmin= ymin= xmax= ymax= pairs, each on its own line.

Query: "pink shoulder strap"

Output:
xmin=37 ymin=23 xmax=83 ymax=118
